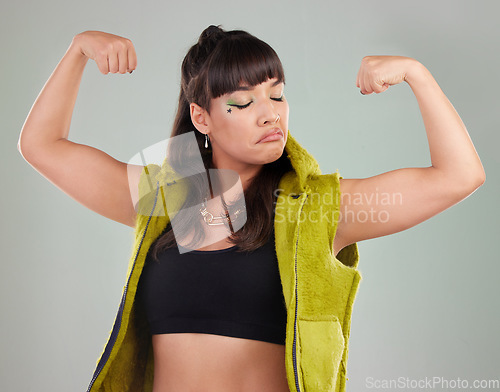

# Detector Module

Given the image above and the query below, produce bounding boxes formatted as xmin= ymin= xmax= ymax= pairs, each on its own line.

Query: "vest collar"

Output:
xmin=281 ymin=129 xmax=322 ymax=186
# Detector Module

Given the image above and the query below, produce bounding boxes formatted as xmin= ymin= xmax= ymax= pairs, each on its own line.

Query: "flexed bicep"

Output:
xmin=333 ymin=167 xmax=481 ymax=254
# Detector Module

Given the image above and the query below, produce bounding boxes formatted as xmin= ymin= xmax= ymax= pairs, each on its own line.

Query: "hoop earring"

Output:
xmin=205 ymin=134 xmax=210 ymax=149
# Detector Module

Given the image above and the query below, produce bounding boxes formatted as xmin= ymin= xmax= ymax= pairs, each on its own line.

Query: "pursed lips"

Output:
xmin=258 ymin=128 xmax=284 ymax=143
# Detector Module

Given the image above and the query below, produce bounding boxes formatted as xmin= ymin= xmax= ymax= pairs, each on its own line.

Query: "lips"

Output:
xmin=258 ymin=128 xmax=284 ymax=143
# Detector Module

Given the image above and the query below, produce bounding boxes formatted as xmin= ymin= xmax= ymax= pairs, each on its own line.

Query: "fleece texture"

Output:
xmin=86 ymin=129 xmax=362 ymax=392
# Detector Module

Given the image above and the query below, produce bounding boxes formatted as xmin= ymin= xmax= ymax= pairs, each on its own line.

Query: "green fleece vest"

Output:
xmin=86 ymin=130 xmax=362 ymax=392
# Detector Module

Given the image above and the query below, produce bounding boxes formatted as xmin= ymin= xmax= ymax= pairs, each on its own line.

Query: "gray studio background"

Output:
xmin=1 ymin=0 xmax=498 ymax=391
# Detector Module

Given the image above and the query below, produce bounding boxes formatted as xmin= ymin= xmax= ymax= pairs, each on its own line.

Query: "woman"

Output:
xmin=17 ymin=25 xmax=485 ymax=392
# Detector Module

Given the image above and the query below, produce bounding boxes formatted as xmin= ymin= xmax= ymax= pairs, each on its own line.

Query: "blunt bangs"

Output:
xmin=206 ymin=32 xmax=285 ymax=100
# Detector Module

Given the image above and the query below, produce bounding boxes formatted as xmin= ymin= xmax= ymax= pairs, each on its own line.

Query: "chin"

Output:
xmin=266 ymin=145 xmax=286 ymax=162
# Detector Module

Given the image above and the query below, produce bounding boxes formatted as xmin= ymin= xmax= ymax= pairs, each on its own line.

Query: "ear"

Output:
xmin=190 ymin=102 xmax=211 ymax=135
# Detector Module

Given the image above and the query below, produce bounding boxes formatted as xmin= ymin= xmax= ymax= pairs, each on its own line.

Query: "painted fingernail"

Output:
xmin=129 ymin=70 xmax=133 ymax=74
xmin=360 ymin=90 xmax=364 ymax=95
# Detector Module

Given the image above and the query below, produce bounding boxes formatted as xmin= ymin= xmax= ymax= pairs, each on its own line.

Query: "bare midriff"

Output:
xmin=151 ymin=333 xmax=291 ymax=392
xmin=150 ymin=232 xmax=290 ymax=391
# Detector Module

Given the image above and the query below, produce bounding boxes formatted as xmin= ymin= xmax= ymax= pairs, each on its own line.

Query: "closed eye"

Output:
xmin=230 ymin=96 xmax=284 ymax=110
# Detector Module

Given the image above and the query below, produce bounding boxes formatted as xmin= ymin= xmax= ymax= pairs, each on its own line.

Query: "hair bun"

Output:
xmin=199 ymin=25 xmax=225 ymax=46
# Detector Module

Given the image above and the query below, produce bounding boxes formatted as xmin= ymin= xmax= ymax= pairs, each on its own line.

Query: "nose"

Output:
xmin=259 ymin=101 xmax=280 ymax=126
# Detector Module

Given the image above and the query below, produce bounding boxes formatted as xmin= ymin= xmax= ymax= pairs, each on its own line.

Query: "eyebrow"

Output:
xmin=233 ymin=79 xmax=283 ymax=92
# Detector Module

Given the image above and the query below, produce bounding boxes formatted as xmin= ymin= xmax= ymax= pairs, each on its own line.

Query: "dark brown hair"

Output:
xmin=148 ymin=24 xmax=293 ymax=261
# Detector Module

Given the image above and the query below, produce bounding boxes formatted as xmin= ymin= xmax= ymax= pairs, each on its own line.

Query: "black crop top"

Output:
xmin=136 ymin=229 xmax=288 ymax=345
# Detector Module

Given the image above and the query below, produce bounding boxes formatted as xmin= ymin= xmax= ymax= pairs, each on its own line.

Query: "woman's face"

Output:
xmin=200 ymin=77 xmax=289 ymax=171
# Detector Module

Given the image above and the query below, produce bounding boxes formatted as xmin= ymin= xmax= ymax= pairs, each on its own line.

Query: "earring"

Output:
xmin=205 ymin=134 xmax=210 ymax=148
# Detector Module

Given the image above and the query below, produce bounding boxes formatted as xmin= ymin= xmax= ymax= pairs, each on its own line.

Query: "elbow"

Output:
xmin=17 ymin=138 xmax=35 ymax=163
xmin=443 ymin=168 xmax=486 ymax=201
xmin=17 ymin=140 xmax=26 ymax=158
xmin=472 ymin=166 xmax=486 ymax=189
xmin=460 ymin=168 xmax=486 ymax=196
xmin=17 ymin=133 xmax=27 ymax=155
xmin=17 ymin=139 xmax=29 ymax=160
xmin=476 ymin=172 xmax=486 ymax=188
xmin=17 ymin=132 xmax=36 ymax=161
xmin=17 ymin=143 xmax=25 ymax=155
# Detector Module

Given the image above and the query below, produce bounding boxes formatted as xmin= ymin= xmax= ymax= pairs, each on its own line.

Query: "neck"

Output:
xmin=210 ymin=155 xmax=262 ymax=193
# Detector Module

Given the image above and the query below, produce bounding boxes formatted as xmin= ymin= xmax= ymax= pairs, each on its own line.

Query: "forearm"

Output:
xmin=17 ymin=39 xmax=89 ymax=156
xmin=405 ymin=60 xmax=485 ymax=187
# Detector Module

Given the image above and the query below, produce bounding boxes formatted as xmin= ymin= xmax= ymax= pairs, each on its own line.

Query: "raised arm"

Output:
xmin=17 ymin=31 xmax=143 ymax=228
xmin=333 ymin=56 xmax=485 ymax=257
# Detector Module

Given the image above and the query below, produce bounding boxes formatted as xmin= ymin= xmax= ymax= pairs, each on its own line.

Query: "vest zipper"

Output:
xmin=86 ymin=181 xmax=160 ymax=392
xmin=292 ymin=192 xmax=307 ymax=392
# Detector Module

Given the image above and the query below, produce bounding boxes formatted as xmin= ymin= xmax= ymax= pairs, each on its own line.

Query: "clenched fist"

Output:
xmin=71 ymin=30 xmax=137 ymax=75
xmin=356 ymin=55 xmax=417 ymax=95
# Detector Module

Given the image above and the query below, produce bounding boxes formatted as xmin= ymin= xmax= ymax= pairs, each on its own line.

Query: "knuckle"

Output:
xmin=97 ymin=50 xmax=108 ymax=59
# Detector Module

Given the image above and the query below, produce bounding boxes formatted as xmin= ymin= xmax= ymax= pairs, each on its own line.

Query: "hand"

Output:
xmin=71 ymin=30 xmax=137 ymax=75
xmin=356 ymin=55 xmax=416 ymax=95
